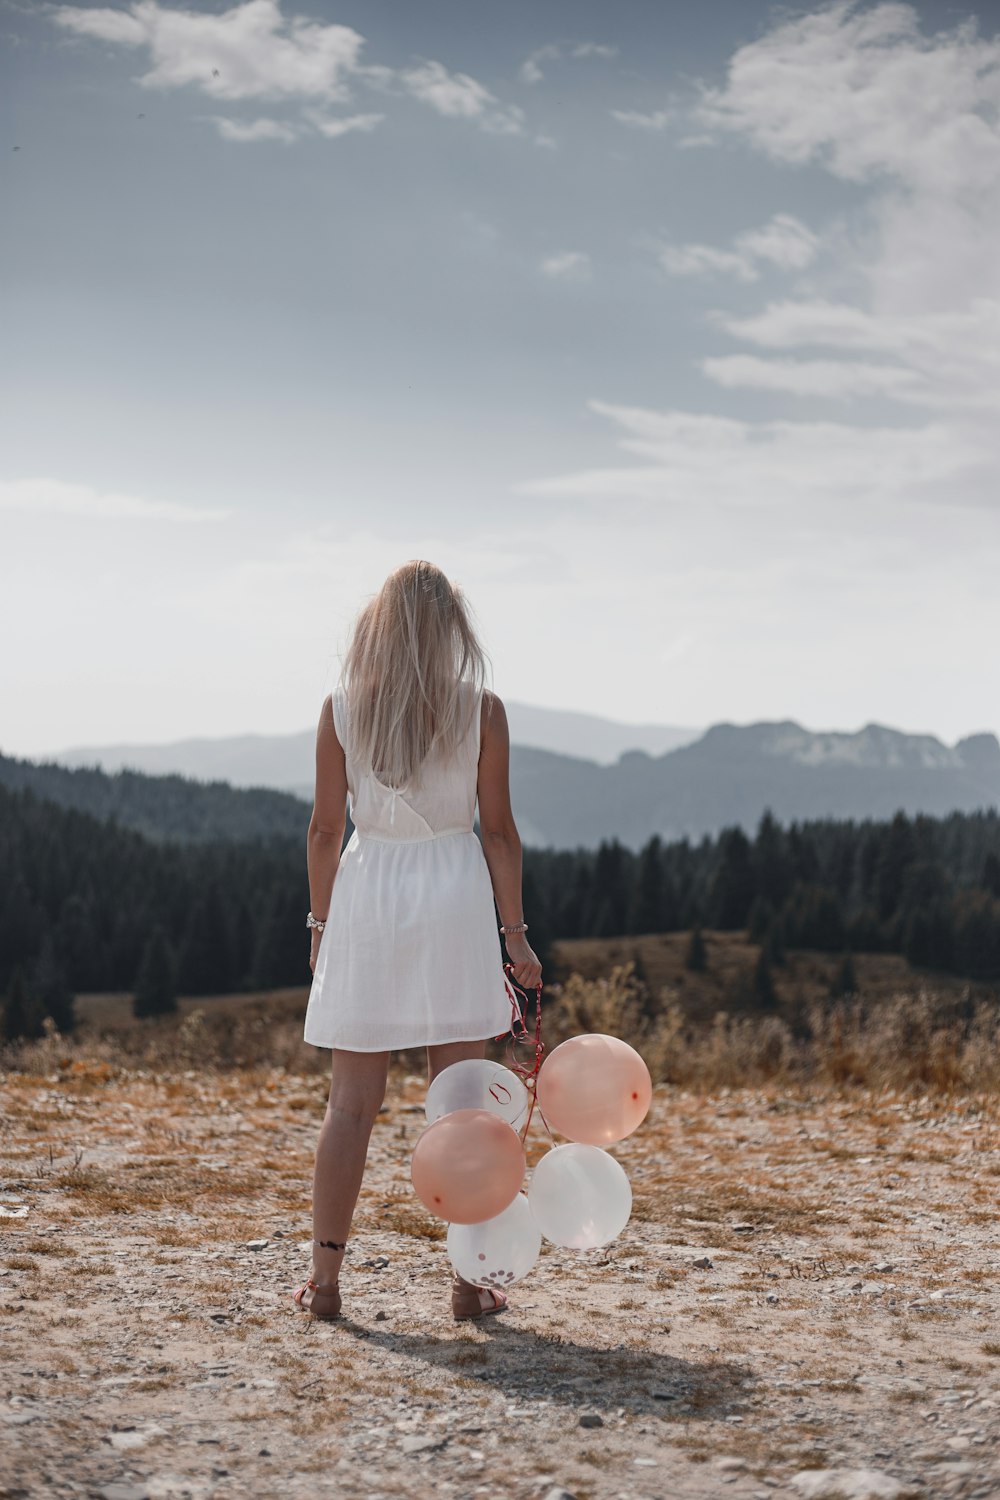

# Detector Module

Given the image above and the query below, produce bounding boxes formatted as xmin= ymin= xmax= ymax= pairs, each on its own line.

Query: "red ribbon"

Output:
xmin=496 ymin=963 xmax=546 ymax=1143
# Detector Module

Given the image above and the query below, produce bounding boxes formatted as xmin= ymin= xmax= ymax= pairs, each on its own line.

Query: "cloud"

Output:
xmin=52 ymin=0 xmax=363 ymax=102
xmin=696 ymin=0 xmax=1000 ymax=196
xmin=700 ymin=354 xmax=919 ymax=401
xmin=610 ymin=108 xmax=672 ymax=131
xmin=540 ymin=251 xmax=591 ymax=280
xmin=515 ymin=399 xmax=991 ymax=508
xmin=400 ymin=58 xmax=524 ymax=134
xmin=208 ymin=114 xmax=299 ymax=143
xmin=0 ymin=477 xmax=231 ymax=522
xmin=51 ymin=1 xmax=524 ymax=140
xmin=304 ymin=109 xmax=384 ymax=139
xmin=520 ymin=40 xmax=617 ymax=85
xmin=659 ymin=213 xmax=819 ymax=283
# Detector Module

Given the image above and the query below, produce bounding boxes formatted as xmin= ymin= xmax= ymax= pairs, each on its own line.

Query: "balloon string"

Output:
xmin=498 ymin=964 xmax=552 ymax=1146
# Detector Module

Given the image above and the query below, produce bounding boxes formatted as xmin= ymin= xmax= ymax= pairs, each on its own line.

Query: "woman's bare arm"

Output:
xmin=307 ymin=694 xmax=348 ymax=974
xmin=477 ymin=690 xmax=542 ymax=989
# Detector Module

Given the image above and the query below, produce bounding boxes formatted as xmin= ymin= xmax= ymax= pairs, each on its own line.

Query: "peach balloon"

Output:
xmin=535 ymin=1033 xmax=652 ymax=1145
xmin=410 ymin=1108 xmax=526 ymax=1224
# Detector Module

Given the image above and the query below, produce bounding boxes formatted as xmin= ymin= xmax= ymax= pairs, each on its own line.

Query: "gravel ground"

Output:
xmin=2 ymin=1064 xmax=999 ymax=1500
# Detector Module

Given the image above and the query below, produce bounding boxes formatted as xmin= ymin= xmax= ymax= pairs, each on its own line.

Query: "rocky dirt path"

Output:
xmin=2 ymin=1063 xmax=1000 ymax=1500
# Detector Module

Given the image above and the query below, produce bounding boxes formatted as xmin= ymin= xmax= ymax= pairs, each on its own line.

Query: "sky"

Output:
xmin=2 ymin=0 xmax=999 ymax=758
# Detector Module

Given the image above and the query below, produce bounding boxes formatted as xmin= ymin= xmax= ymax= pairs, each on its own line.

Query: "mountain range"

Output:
xmin=38 ymin=708 xmax=1000 ymax=852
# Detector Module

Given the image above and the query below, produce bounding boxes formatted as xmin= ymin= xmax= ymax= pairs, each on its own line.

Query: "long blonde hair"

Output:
xmin=340 ymin=560 xmax=490 ymax=788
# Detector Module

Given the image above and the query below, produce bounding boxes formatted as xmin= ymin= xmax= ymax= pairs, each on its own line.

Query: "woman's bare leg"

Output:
xmin=426 ymin=1037 xmax=487 ymax=1085
xmin=425 ymin=1038 xmax=508 ymax=1316
xmin=310 ymin=1048 xmax=390 ymax=1287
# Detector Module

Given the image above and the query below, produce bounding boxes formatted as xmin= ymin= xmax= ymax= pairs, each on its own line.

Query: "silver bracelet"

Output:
xmin=500 ymin=922 xmax=528 ymax=935
xmin=306 ymin=911 xmax=327 ymax=932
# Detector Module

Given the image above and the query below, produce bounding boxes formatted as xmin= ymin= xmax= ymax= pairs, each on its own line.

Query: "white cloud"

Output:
xmin=540 ymin=251 xmax=591 ymax=280
xmin=51 ymin=1 xmax=524 ymax=141
xmin=659 ymin=213 xmax=819 ymax=283
xmin=305 ymin=109 xmax=384 ymax=139
xmin=209 ymin=114 xmax=299 ymax=143
xmin=0 ymin=477 xmax=231 ymax=522
xmin=53 ymin=0 xmax=363 ymax=102
xmin=516 ymin=400 xmax=988 ymax=507
xmin=400 ymin=58 xmax=524 ymax=135
xmin=520 ymin=40 xmax=617 ymax=85
xmin=610 ymin=108 xmax=671 ymax=131
xmin=660 ymin=242 xmax=757 ymax=282
xmin=697 ymin=0 xmax=1000 ymax=196
xmin=700 ymin=354 xmax=919 ymax=401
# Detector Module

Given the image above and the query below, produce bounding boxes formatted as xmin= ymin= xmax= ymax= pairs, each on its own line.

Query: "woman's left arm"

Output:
xmin=307 ymin=693 xmax=348 ymax=973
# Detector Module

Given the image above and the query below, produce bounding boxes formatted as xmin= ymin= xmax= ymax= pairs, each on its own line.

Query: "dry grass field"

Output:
xmin=2 ymin=952 xmax=1000 ymax=1500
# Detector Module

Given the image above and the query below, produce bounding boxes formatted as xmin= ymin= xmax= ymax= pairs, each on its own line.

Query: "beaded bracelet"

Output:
xmin=306 ymin=911 xmax=327 ymax=932
xmin=500 ymin=922 xmax=528 ymax=934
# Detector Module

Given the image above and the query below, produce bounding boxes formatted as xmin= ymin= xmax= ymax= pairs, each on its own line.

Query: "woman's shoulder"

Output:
xmin=479 ymin=689 xmax=508 ymax=745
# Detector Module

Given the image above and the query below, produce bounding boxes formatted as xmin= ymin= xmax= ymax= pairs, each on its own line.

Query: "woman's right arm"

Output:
xmin=476 ymin=690 xmax=543 ymax=990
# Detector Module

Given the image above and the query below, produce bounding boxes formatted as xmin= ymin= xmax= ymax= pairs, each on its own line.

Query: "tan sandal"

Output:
xmin=451 ymin=1274 xmax=508 ymax=1321
xmin=292 ymin=1278 xmax=342 ymax=1321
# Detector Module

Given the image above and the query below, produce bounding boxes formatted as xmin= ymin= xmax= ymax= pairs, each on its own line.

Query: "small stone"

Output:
xmin=766 ymin=1292 xmax=780 ymax=1304
xmin=634 ymin=1457 xmax=658 ymax=1467
xmin=578 ymin=1413 xmax=604 ymax=1429
xmin=731 ymin=1222 xmax=755 ymax=1233
xmin=100 ymin=1487 xmax=151 ymax=1500
xmin=375 ymin=1310 xmax=388 ymax=1322
xmin=258 ymin=1448 xmax=271 ymax=1456
xmin=541 ymin=1489 xmax=579 ymax=1500
xmin=791 ymin=1469 xmax=915 ymax=1499
xmin=874 ymin=1261 xmax=893 ymax=1272
xmin=651 ymin=1390 xmax=678 ymax=1400
xmin=246 ymin=1238 xmax=269 ymax=1251
xmin=717 ymin=1458 xmax=748 ymax=1471
xmin=401 ymin=1434 xmax=446 ymax=1455
xmin=693 ymin=1256 xmax=714 ymax=1269
xmin=364 ymin=1256 xmax=390 ymax=1269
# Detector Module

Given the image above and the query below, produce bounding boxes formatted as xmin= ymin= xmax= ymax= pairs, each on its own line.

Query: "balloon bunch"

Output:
xmin=409 ymin=970 xmax=653 ymax=1291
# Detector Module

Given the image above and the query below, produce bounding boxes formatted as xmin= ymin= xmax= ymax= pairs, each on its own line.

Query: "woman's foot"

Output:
xmin=451 ymin=1274 xmax=509 ymax=1321
xmin=292 ymin=1278 xmax=342 ymax=1321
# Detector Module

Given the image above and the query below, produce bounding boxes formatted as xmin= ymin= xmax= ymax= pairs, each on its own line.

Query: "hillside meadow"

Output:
xmin=2 ymin=943 xmax=1000 ymax=1499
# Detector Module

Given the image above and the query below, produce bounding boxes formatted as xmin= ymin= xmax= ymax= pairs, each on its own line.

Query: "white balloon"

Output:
xmin=527 ymin=1144 xmax=632 ymax=1250
xmin=425 ymin=1059 xmax=529 ymax=1131
xmin=447 ymin=1192 xmax=541 ymax=1289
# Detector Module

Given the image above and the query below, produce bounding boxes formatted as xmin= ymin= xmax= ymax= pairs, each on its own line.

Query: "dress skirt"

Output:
xmin=302 ymin=828 xmax=515 ymax=1053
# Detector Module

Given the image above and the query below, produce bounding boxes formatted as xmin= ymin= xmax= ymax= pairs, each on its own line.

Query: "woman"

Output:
xmin=293 ymin=559 xmax=543 ymax=1324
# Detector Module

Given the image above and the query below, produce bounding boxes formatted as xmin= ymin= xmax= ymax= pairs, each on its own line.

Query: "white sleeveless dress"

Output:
xmin=302 ymin=680 xmax=515 ymax=1052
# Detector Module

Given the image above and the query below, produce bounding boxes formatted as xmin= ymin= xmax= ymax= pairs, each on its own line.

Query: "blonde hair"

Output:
xmin=340 ymin=560 xmax=490 ymax=789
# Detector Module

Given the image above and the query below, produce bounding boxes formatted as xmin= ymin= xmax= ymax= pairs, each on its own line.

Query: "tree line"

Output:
xmin=1 ymin=780 xmax=999 ymax=1041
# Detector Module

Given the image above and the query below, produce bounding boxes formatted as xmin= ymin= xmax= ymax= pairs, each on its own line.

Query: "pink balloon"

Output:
xmin=536 ymin=1033 xmax=652 ymax=1146
xmin=410 ymin=1108 xmax=526 ymax=1225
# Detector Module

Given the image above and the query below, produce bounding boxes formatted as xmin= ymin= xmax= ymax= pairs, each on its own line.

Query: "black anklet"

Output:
xmin=314 ymin=1238 xmax=346 ymax=1250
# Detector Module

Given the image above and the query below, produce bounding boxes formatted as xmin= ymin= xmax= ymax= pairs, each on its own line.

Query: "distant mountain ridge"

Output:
xmin=13 ymin=710 xmax=998 ymax=852
xmin=47 ymin=699 xmax=702 ymax=788
xmin=508 ymin=720 xmax=1000 ymax=850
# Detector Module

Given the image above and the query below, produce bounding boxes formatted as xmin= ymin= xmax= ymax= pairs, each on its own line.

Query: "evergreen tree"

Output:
xmin=708 ymin=826 xmax=756 ymax=929
xmin=763 ymin=916 xmax=787 ymax=967
xmin=133 ymin=925 xmax=178 ymax=1018
xmin=592 ymin=839 xmax=630 ymax=937
xmin=751 ymin=947 xmax=778 ymax=1009
xmin=829 ymin=950 xmax=858 ymax=998
xmin=753 ymin=809 xmax=793 ymax=906
xmin=982 ymin=852 xmax=1000 ymax=899
xmin=629 ymin=836 xmax=664 ymax=935
xmin=875 ymin=810 xmax=916 ymax=920
xmin=32 ymin=936 xmax=76 ymax=1034
xmin=685 ymin=925 xmax=708 ymax=972
xmin=178 ymin=882 xmax=234 ymax=994
xmin=1 ymin=965 xmax=45 ymax=1043
xmin=747 ymin=893 xmax=775 ymax=944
